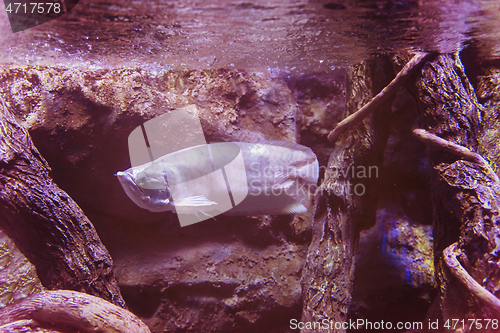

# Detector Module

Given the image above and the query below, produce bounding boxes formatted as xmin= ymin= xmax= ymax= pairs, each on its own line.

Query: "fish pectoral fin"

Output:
xmin=173 ymin=195 xmax=217 ymax=207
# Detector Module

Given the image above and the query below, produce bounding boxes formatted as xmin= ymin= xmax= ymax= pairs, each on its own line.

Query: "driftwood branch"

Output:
xmin=0 ymin=98 xmax=125 ymax=306
xmin=301 ymin=59 xmax=392 ymax=332
xmin=412 ymin=128 xmax=500 ymax=183
xmin=0 ymin=319 xmax=45 ymax=333
xmin=443 ymin=243 xmax=500 ymax=311
xmin=327 ymin=52 xmax=431 ymax=143
xmin=412 ymin=54 xmax=500 ymax=322
xmin=0 ymin=290 xmax=151 ymax=333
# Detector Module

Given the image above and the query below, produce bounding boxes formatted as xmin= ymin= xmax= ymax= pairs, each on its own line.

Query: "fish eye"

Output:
xmin=136 ymin=172 xmax=148 ymax=187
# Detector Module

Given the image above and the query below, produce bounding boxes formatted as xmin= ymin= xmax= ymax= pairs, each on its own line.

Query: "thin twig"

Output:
xmin=412 ymin=128 xmax=500 ymax=183
xmin=327 ymin=52 xmax=432 ymax=143
xmin=443 ymin=242 xmax=500 ymax=311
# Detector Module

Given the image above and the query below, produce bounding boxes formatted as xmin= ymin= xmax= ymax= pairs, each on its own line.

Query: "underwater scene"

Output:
xmin=0 ymin=0 xmax=500 ymax=332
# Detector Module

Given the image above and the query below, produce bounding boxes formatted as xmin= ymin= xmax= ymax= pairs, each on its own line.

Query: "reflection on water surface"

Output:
xmin=0 ymin=0 xmax=499 ymax=72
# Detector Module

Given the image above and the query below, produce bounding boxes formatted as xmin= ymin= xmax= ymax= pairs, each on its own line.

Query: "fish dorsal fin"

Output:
xmin=273 ymin=177 xmax=295 ymax=189
xmin=258 ymin=140 xmax=316 ymax=211
xmin=280 ymin=202 xmax=307 ymax=214
xmin=259 ymin=140 xmax=315 ymax=155
xmin=173 ymin=195 xmax=217 ymax=207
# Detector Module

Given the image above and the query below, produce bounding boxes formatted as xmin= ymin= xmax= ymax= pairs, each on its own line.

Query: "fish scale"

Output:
xmin=117 ymin=140 xmax=319 ymax=221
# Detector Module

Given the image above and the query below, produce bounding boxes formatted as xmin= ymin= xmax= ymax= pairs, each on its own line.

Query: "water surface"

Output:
xmin=0 ymin=0 xmax=499 ymax=72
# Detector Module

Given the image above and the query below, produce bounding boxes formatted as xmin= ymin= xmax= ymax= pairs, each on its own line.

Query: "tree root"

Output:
xmin=0 ymin=97 xmax=125 ymax=306
xmin=443 ymin=242 xmax=500 ymax=311
xmin=412 ymin=128 xmax=500 ymax=183
xmin=0 ymin=290 xmax=151 ymax=333
xmin=327 ymin=51 xmax=432 ymax=143
xmin=416 ymin=127 xmax=500 ymax=314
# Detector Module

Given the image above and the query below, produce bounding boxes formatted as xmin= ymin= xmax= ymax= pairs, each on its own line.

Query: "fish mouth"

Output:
xmin=117 ymin=171 xmax=151 ymax=211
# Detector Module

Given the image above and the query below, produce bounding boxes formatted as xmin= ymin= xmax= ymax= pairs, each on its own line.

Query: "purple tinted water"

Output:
xmin=0 ymin=0 xmax=498 ymax=72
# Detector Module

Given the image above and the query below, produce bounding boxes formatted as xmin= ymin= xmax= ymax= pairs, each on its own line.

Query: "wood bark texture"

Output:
xmin=301 ymin=59 xmax=392 ymax=332
xmin=0 ymin=290 xmax=151 ymax=333
xmin=0 ymin=98 xmax=125 ymax=307
xmin=412 ymin=54 xmax=500 ymax=323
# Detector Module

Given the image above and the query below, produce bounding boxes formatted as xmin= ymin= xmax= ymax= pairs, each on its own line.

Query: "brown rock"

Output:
xmin=0 ymin=65 xmax=325 ymax=332
xmin=0 ymin=229 xmax=44 ymax=308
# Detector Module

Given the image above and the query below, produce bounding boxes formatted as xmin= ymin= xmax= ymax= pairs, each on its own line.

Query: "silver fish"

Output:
xmin=117 ymin=141 xmax=319 ymax=219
